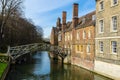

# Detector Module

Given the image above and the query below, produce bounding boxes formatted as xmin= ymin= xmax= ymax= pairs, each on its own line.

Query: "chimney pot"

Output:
xmin=73 ymin=3 xmax=79 ymax=18
xmin=62 ymin=11 xmax=66 ymax=25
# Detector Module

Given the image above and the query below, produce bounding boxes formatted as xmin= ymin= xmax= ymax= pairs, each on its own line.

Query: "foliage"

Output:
xmin=0 ymin=54 xmax=8 ymax=63
xmin=0 ymin=0 xmax=43 ymax=52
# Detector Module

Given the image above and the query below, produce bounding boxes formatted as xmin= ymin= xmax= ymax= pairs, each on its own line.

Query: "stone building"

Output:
xmin=95 ymin=0 xmax=120 ymax=79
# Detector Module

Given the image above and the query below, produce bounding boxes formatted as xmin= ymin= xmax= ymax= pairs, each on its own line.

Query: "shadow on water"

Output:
xmin=5 ymin=51 xmax=112 ymax=80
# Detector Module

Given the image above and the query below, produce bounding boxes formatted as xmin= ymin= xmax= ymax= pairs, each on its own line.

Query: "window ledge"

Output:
xmin=110 ymin=53 xmax=117 ymax=55
xmin=99 ymin=51 xmax=103 ymax=53
xmin=98 ymin=9 xmax=104 ymax=13
xmin=99 ymin=32 xmax=104 ymax=34
xmin=110 ymin=30 xmax=118 ymax=33
xmin=111 ymin=3 xmax=119 ymax=7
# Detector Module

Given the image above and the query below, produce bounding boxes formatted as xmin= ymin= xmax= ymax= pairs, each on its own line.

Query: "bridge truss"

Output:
xmin=7 ymin=43 xmax=71 ymax=61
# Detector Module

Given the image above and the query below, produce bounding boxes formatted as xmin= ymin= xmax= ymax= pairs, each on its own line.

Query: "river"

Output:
xmin=5 ymin=51 xmax=112 ymax=80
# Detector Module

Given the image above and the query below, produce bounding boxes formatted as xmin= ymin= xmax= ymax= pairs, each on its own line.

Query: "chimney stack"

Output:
xmin=62 ymin=11 xmax=66 ymax=31
xmin=56 ymin=17 xmax=61 ymax=27
xmin=72 ymin=3 xmax=79 ymax=27
xmin=62 ymin=11 xmax=66 ymax=25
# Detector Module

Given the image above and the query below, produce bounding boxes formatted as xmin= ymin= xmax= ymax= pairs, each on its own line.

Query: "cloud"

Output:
xmin=24 ymin=0 xmax=96 ymax=38
xmin=24 ymin=0 xmax=78 ymax=16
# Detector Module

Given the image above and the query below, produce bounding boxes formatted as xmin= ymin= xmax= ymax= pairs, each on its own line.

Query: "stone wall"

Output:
xmin=94 ymin=60 xmax=120 ymax=80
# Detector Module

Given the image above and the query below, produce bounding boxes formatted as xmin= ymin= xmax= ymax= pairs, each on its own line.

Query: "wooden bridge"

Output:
xmin=7 ymin=43 xmax=71 ymax=62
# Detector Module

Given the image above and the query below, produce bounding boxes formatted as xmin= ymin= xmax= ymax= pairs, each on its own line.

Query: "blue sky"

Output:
xmin=24 ymin=0 xmax=96 ymax=38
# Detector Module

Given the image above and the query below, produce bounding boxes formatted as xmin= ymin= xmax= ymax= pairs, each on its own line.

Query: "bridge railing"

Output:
xmin=7 ymin=43 xmax=71 ymax=60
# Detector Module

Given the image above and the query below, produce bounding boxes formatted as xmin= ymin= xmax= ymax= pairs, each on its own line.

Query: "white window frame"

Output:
xmin=99 ymin=19 xmax=104 ymax=33
xmin=82 ymin=18 xmax=85 ymax=24
xmin=111 ymin=15 xmax=117 ymax=32
xmin=71 ymin=33 xmax=72 ymax=40
xmin=65 ymin=33 xmax=67 ymax=41
xmin=58 ymin=34 xmax=62 ymax=41
xmin=88 ymin=30 xmax=91 ymax=39
xmin=77 ymin=31 xmax=80 ymax=40
xmin=87 ymin=44 xmax=90 ymax=53
xmin=64 ymin=45 xmax=66 ymax=48
xmin=92 ymin=15 xmax=96 ymax=21
xmin=68 ymin=33 xmax=70 ymax=41
xmin=99 ymin=41 xmax=103 ymax=53
xmin=71 ymin=45 xmax=72 ymax=50
xmin=83 ymin=30 xmax=86 ymax=39
xmin=111 ymin=41 xmax=117 ymax=54
xmin=99 ymin=1 xmax=104 ymax=11
xmin=111 ymin=0 xmax=118 ymax=6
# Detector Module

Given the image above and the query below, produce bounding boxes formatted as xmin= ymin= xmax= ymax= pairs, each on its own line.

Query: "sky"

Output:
xmin=24 ymin=0 xmax=96 ymax=38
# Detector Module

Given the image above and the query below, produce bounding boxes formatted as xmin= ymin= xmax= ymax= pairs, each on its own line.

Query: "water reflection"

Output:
xmin=6 ymin=51 xmax=112 ymax=80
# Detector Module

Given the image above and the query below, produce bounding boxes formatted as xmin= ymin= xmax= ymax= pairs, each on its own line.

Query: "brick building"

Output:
xmin=50 ymin=3 xmax=95 ymax=70
xmin=50 ymin=1 xmax=120 ymax=79
xmin=50 ymin=27 xmax=58 ymax=46
xmin=72 ymin=11 xmax=95 ymax=70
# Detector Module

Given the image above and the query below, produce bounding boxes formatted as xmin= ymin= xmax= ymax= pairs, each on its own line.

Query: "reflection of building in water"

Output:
xmin=50 ymin=61 xmax=94 ymax=80
xmin=50 ymin=61 xmax=111 ymax=80
xmin=50 ymin=3 xmax=95 ymax=70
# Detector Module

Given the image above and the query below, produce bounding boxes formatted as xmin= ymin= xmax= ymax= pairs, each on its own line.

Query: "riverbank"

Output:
xmin=71 ymin=59 xmax=120 ymax=80
xmin=0 ymin=53 xmax=10 ymax=80
xmin=71 ymin=62 xmax=114 ymax=80
xmin=0 ymin=63 xmax=7 ymax=77
xmin=0 ymin=62 xmax=10 ymax=80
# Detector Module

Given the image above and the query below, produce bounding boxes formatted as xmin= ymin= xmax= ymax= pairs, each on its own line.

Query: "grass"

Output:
xmin=0 ymin=53 xmax=8 ymax=78
xmin=0 ymin=62 xmax=7 ymax=78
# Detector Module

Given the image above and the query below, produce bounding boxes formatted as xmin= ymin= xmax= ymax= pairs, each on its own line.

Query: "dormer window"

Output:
xmin=82 ymin=18 xmax=85 ymax=24
xmin=92 ymin=15 xmax=96 ymax=21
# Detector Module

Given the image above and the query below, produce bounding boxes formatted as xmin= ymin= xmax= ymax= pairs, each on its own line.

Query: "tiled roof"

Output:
xmin=60 ymin=11 xmax=95 ymax=32
xmin=65 ymin=22 xmax=72 ymax=32
xmin=76 ymin=11 xmax=95 ymax=29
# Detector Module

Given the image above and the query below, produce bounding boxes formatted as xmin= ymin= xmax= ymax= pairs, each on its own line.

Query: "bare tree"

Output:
xmin=0 ymin=0 xmax=23 ymax=43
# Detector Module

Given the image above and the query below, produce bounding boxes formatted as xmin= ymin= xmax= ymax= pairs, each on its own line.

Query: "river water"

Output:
xmin=5 ymin=51 xmax=112 ymax=80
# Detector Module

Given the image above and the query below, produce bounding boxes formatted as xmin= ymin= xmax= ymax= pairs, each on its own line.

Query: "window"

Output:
xmin=77 ymin=45 xmax=79 ymax=51
xmin=83 ymin=31 xmax=86 ymax=39
xmin=68 ymin=33 xmax=70 ymax=40
xmin=80 ymin=45 xmax=83 ymax=52
xmin=99 ymin=20 xmax=104 ymax=33
xmin=88 ymin=30 xmax=91 ymax=38
xmin=99 ymin=41 xmax=103 ymax=53
xmin=111 ymin=41 xmax=117 ymax=53
xmin=58 ymin=34 xmax=62 ymax=41
xmin=77 ymin=31 xmax=80 ymax=40
xmin=111 ymin=16 xmax=117 ymax=31
xmin=99 ymin=1 xmax=104 ymax=11
xmin=71 ymin=33 xmax=72 ymax=40
xmin=92 ymin=15 xmax=96 ymax=21
xmin=82 ymin=18 xmax=85 ymax=24
xmin=87 ymin=44 xmax=90 ymax=53
xmin=112 ymin=0 xmax=118 ymax=6
xmin=65 ymin=34 xmax=67 ymax=41
xmin=71 ymin=45 xmax=72 ymax=50
xmin=64 ymin=45 xmax=66 ymax=48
